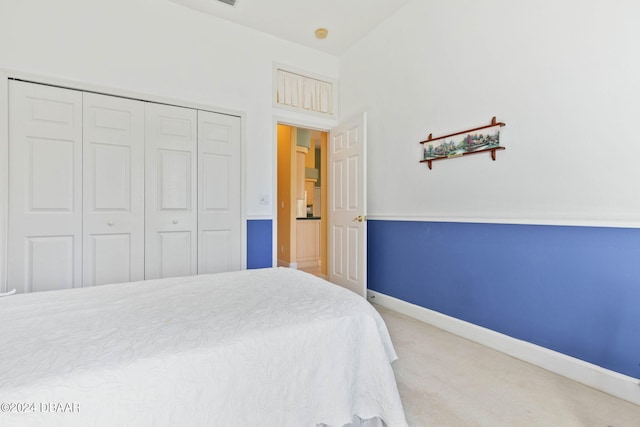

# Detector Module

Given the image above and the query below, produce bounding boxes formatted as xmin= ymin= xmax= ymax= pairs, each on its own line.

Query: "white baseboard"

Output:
xmin=277 ymin=259 xmax=297 ymax=269
xmin=368 ymin=290 xmax=640 ymax=406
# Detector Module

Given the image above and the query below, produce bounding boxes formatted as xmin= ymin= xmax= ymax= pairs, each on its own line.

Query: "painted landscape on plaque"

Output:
xmin=423 ymin=126 xmax=501 ymax=160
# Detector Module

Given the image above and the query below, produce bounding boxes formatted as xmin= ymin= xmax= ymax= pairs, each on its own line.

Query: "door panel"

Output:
xmin=27 ymin=236 xmax=76 ymax=293
xmin=332 ymin=226 xmax=344 ymax=277
xmin=329 ymin=113 xmax=367 ymax=297
xmin=146 ymin=103 xmax=197 ymax=279
xmin=158 ymin=231 xmax=193 ymax=278
xmin=89 ymin=234 xmax=132 ymax=286
xmin=347 ymin=227 xmax=359 ymax=282
xmin=201 ymin=230 xmax=231 ymax=274
xmin=91 ymin=144 xmax=131 ymax=210
xmin=159 ymin=149 xmax=192 ymax=210
xmin=348 ymin=156 xmax=359 ymax=210
xmin=203 ymin=154 xmax=230 ymax=211
xmin=8 ymin=81 xmax=83 ymax=293
xmin=332 ymin=159 xmax=345 ymax=210
xmin=197 ymin=110 xmax=241 ymax=274
xmin=83 ymin=92 xmax=144 ymax=286
xmin=30 ymin=138 xmax=75 ymax=210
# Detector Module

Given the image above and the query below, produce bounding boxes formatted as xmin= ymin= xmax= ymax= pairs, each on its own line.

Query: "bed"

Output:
xmin=0 ymin=267 xmax=407 ymax=427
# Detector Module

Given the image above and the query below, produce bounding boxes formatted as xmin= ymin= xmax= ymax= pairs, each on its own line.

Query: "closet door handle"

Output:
xmin=107 ymin=221 xmax=114 ymax=226
xmin=172 ymin=219 xmax=179 ymax=224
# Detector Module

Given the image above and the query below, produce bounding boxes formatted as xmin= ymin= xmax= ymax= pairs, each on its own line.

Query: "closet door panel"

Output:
xmin=145 ymin=103 xmax=197 ymax=279
xmin=8 ymin=81 xmax=83 ymax=293
xmin=201 ymin=230 xmax=232 ymax=274
xmin=89 ymin=234 xmax=132 ymax=286
xmin=158 ymin=231 xmax=193 ymax=278
xmin=83 ymin=93 xmax=144 ymax=286
xmin=159 ymin=149 xmax=192 ymax=210
xmin=30 ymin=138 xmax=76 ymax=210
xmin=92 ymin=144 xmax=130 ymax=210
xmin=27 ymin=236 xmax=76 ymax=293
xmin=198 ymin=111 xmax=241 ymax=274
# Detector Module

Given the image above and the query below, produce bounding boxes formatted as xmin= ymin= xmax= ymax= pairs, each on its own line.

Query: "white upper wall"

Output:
xmin=5 ymin=0 xmax=640 ymax=226
xmin=0 ymin=0 xmax=339 ymax=218
xmin=340 ymin=0 xmax=640 ymax=226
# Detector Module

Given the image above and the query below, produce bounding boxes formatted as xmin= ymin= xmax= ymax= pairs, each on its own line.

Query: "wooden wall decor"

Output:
xmin=419 ymin=117 xmax=506 ymax=170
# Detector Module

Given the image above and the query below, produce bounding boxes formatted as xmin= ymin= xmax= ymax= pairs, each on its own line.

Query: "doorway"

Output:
xmin=276 ymin=124 xmax=327 ymax=278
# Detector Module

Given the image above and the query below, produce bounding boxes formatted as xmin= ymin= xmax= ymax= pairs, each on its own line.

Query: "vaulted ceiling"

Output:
xmin=168 ymin=0 xmax=410 ymax=55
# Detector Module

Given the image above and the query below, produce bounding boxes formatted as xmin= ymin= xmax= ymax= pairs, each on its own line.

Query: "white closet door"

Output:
xmin=83 ymin=93 xmax=145 ymax=286
xmin=197 ymin=111 xmax=241 ymax=274
xmin=7 ymin=81 xmax=83 ymax=293
xmin=145 ymin=102 xmax=197 ymax=279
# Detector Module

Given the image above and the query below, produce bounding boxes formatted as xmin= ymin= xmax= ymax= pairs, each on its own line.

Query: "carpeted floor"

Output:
xmin=375 ymin=305 xmax=640 ymax=427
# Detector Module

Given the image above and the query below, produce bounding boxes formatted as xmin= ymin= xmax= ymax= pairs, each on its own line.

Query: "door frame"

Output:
xmin=0 ymin=69 xmax=249 ymax=292
xmin=0 ymin=70 xmax=9 ymax=293
xmin=272 ymin=115 xmax=337 ymax=273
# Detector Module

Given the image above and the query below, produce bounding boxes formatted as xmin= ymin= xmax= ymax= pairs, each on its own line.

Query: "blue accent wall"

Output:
xmin=247 ymin=220 xmax=273 ymax=269
xmin=368 ymin=220 xmax=640 ymax=379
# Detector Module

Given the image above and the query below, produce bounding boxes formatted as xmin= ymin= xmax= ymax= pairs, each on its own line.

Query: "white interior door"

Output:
xmin=328 ymin=113 xmax=367 ymax=297
xmin=7 ymin=81 xmax=83 ymax=293
xmin=197 ymin=110 xmax=241 ymax=274
xmin=145 ymin=102 xmax=197 ymax=279
xmin=83 ymin=93 xmax=145 ymax=286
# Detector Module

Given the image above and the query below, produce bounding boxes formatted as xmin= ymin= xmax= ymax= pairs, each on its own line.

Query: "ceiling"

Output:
xmin=168 ymin=0 xmax=410 ymax=55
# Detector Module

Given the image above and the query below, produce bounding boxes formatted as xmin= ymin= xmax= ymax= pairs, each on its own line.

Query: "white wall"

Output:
xmin=0 ymin=0 xmax=338 ymax=219
xmin=340 ymin=0 xmax=640 ymax=226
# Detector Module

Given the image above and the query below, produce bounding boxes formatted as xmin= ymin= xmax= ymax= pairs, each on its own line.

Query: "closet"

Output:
xmin=6 ymin=80 xmax=241 ymax=293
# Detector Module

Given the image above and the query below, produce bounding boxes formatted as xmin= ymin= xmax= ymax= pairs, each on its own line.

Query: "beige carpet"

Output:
xmin=375 ymin=305 xmax=640 ymax=427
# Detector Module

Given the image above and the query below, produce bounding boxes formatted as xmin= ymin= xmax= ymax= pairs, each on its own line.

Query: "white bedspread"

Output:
xmin=0 ymin=268 xmax=407 ymax=427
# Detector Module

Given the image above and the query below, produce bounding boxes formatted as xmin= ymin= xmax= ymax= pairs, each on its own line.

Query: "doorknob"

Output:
xmin=107 ymin=221 xmax=114 ymax=226
xmin=352 ymin=215 xmax=366 ymax=223
xmin=172 ymin=219 xmax=179 ymax=224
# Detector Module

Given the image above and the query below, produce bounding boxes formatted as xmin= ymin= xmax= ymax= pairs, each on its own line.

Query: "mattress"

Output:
xmin=0 ymin=267 xmax=407 ymax=426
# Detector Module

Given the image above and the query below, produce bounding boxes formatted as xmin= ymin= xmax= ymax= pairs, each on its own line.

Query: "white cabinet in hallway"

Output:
xmin=5 ymin=79 xmax=242 ymax=293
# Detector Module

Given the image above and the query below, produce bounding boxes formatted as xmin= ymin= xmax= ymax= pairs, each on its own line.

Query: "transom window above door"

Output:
xmin=274 ymin=65 xmax=338 ymax=118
